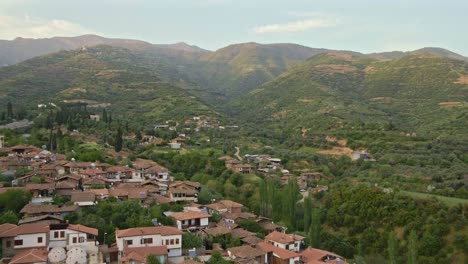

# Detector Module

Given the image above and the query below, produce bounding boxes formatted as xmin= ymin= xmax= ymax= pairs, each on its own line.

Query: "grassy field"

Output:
xmin=399 ymin=190 xmax=468 ymax=207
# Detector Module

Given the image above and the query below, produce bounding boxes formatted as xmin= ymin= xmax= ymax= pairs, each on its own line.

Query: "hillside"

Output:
xmin=0 ymin=45 xmax=217 ymax=124
xmin=368 ymin=47 xmax=468 ymax=61
xmin=232 ymin=52 xmax=468 ymax=137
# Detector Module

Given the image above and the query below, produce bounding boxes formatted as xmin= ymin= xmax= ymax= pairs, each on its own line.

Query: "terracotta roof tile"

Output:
xmin=170 ymin=211 xmax=211 ymax=221
xmin=0 ymin=223 xmax=49 ymax=237
xmin=68 ymin=224 xmax=98 ymax=236
xmin=300 ymin=247 xmax=348 ymax=264
xmin=9 ymin=249 xmax=48 ymax=264
xmin=116 ymin=226 xmax=182 ymax=238
xmin=257 ymin=242 xmax=300 ymax=260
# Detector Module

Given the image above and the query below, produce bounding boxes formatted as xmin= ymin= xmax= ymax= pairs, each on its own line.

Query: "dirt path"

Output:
xmin=234 ymin=146 xmax=242 ymax=161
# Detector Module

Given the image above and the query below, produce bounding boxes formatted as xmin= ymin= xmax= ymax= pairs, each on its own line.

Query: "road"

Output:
xmin=234 ymin=146 xmax=242 ymax=161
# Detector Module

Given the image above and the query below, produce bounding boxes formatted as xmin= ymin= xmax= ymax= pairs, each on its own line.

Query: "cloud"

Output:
xmin=253 ymin=17 xmax=338 ymax=34
xmin=0 ymin=15 xmax=97 ymax=40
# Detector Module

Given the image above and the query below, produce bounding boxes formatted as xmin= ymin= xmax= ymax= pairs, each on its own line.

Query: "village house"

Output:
xmin=264 ymin=231 xmax=305 ymax=252
xmin=205 ymin=199 xmax=243 ymax=214
xmin=18 ymin=215 xmax=64 ymax=225
xmin=82 ymin=177 xmax=108 ymax=190
xmin=106 ymin=166 xmax=134 ymax=181
xmin=170 ymin=211 xmax=211 ymax=231
xmin=20 ymin=203 xmax=79 ymax=218
xmin=257 ymin=241 xmax=301 ymax=264
xmin=71 ymin=191 xmax=97 ymax=206
xmin=115 ymin=226 xmax=183 ymax=258
xmin=48 ymin=223 xmax=98 ymax=249
xmin=120 ymin=246 xmax=168 ymax=264
xmin=143 ymin=165 xmax=170 ymax=182
xmin=227 ymin=245 xmax=266 ymax=264
xmin=168 ymin=181 xmax=200 ymax=202
xmin=300 ymin=247 xmax=348 ymax=264
xmin=0 ymin=223 xmax=49 ymax=258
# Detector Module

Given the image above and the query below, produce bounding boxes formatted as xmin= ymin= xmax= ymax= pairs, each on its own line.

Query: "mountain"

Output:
xmin=0 ymin=45 xmax=216 ymax=124
xmin=0 ymin=35 xmax=208 ymax=67
xmin=231 ymin=52 xmax=468 ymax=138
xmin=367 ymin=47 xmax=468 ymax=61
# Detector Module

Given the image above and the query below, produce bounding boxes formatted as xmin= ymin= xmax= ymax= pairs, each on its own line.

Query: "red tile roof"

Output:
xmin=257 ymin=242 xmax=300 ymax=260
xmin=0 ymin=223 xmax=49 ymax=237
xmin=170 ymin=211 xmax=211 ymax=221
xmin=300 ymin=247 xmax=348 ymax=264
xmin=115 ymin=226 xmax=182 ymax=238
xmin=68 ymin=224 xmax=99 ymax=236
xmin=121 ymin=246 xmax=168 ymax=263
xmin=9 ymin=248 xmax=48 ymax=264
xmin=265 ymin=231 xmax=304 ymax=244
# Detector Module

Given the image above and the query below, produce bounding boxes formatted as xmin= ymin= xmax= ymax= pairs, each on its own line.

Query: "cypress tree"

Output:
xmin=6 ymin=102 xmax=13 ymax=119
xmin=387 ymin=230 xmax=398 ymax=264
xmin=114 ymin=127 xmax=123 ymax=152
xmin=308 ymin=208 xmax=321 ymax=248
xmin=407 ymin=230 xmax=418 ymax=264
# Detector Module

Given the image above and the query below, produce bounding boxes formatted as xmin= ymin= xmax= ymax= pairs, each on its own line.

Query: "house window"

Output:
xmin=60 ymin=231 xmax=65 ymax=238
xmin=14 ymin=240 xmax=23 ymax=246
xmin=175 ymin=239 xmax=180 ymax=245
xmin=125 ymin=240 xmax=133 ymax=245
xmin=72 ymin=237 xmax=77 ymax=243
xmin=142 ymin=238 xmax=153 ymax=244
xmin=166 ymin=239 xmax=169 ymax=245
xmin=79 ymin=237 xmax=85 ymax=243
xmin=38 ymin=237 xmax=43 ymax=243
xmin=170 ymin=239 xmax=174 ymax=245
xmin=54 ymin=231 xmax=59 ymax=238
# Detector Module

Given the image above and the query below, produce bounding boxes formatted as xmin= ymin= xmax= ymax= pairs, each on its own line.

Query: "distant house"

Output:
xmin=170 ymin=211 xmax=211 ymax=231
xmin=48 ymin=223 xmax=98 ymax=248
xmin=351 ymin=151 xmax=372 ymax=161
xmin=257 ymin=241 xmax=301 ymax=264
xmin=20 ymin=203 xmax=79 ymax=218
xmin=115 ymin=226 xmax=182 ymax=258
xmin=106 ymin=166 xmax=134 ymax=181
xmin=264 ymin=231 xmax=305 ymax=252
xmin=71 ymin=191 xmax=96 ymax=206
xmin=168 ymin=181 xmax=200 ymax=202
xmin=0 ymin=223 xmax=49 ymax=257
xmin=300 ymin=247 xmax=348 ymax=264
xmin=227 ymin=245 xmax=266 ymax=263
xmin=120 ymin=246 xmax=168 ymax=264
xmin=205 ymin=200 xmax=243 ymax=214
xmin=89 ymin=114 xmax=100 ymax=121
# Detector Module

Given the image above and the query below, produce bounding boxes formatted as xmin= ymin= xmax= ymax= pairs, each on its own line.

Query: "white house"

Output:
xmin=0 ymin=223 xmax=48 ymax=254
xmin=115 ymin=226 xmax=183 ymax=258
xmin=48 ymin=223 xmax=98 ymax=249
xmin=264 ymin=231 xmax=305 ymax=252
xmin=170 ymin=211 xmax=211 ymax=231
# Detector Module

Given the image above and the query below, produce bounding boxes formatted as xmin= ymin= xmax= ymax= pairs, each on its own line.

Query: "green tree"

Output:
xmin=114 ymin=126 xmax=123 ymax=152
xmin=387 ymin=231 xmax=398 ymax=264
xmin=0 ymin=210 xmax=19 ymax=224
xmin=407 ymin=230 xmax=418 ymax=264
xmin=182 ymin=232 xmax=203 ymax=249
xmin=6 ymin=102 xmax=12 ymax=119
xmin=146 ymin=255 xmax=161 ymax=264
xmin=206 ymin=250 xmax=232 ymax=264
xmin=308 ymin=208 xmax=321 ymax=248
xmin=0 ymin=190 xmax=32 ymax=213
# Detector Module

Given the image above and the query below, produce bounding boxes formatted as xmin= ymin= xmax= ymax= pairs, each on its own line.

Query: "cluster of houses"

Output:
xmin=0 ymin=144 xmax=344 ymax=263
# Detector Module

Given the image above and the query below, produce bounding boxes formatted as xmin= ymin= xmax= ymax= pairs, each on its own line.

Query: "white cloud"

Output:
xmin=0 ymin=15 xmax=97 ymax=40
xmin=253 ymin=17 xmax=338 ymax=34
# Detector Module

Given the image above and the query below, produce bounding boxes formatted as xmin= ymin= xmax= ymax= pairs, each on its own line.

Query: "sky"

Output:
xmin=0 ymin=0 xmax=467 ymax=55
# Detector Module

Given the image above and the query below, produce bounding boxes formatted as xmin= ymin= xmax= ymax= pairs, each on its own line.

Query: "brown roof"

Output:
xmin=179 ymin=259 xmax=203 ymax=264
xmin=0 ymin=223 xmax=18 ymax=236
xmin=71 ymin=191 xmax=96 ymax=202
xmin=25 ymin=183 xmax=55 ymax=191
xmin=228 ymin=245 xmax=264 ymax=259
xmin=68 ymin=224 xmax=99 ymax=236
xmin=18 ymin=215 xmax=64 ymax=225
xmin=121 ymin=246 xmax=168 ymax=263
xmin=132 ymin=159 xmax=157 ymax=170
xmin=231 ymin=228 xmax=255 ymax=239
xmin=0 ymin=223 xmax=49 ymax=237
xmin=55 ymin=180 xmax=77 ymax=189
xmin=203 ymin=226 xmax=231 ymax=236
xmin=87 ymin=188 xmax=110 ymax=196
xmin=116 ymin=226 xmax=182 ymax=238
xmin=80 ymin=168 xmax=107 ymax=176
xmin=145 ymin=165 xmax=170 ymax=174
xmin=265 ymin=231 xmax=304 ymax=244
xmin=301 ymin=247 xmax=348 ymax=264
xmin=106 ymin=166 xmax=133 ymax=173
xmin=20 ymin=203 xmax=79 ymax=215
xmin=170 ymin=211 xmax=211 ymax=221
xmin=109 ymin=188 xmax=148 ymax=199
xmin=143 ymin=194 xmax=171 ymax=205
xmin=241 ymin=236 xmax=263 ymax=245
xmin=257 ymin=242 xmax=300 ymax=260
xmin=221 ymin=212 xmax=256 ymax=221
xmin=9 ymin=249 xmax=48 ymax=264
xmin=83 ymin=177 xmax=107 ymax=185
